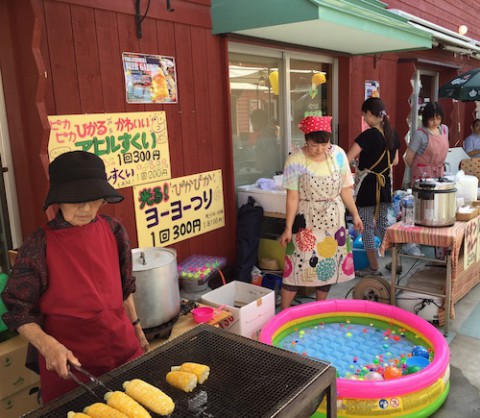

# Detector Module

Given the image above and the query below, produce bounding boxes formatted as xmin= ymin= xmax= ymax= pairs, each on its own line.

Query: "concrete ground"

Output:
xmin=287 ymin=248 xmax=480 ymax=417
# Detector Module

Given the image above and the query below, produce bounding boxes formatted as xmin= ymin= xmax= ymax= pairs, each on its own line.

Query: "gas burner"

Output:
xmin=180 ymin=299 xmax=197 ymax=315
xmin=143 ymin=315 xmax=179 ymax=341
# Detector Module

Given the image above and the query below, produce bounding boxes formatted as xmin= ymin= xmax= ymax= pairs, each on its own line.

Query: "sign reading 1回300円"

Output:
xmin=134 ymin=170 xmax=225 ymax=247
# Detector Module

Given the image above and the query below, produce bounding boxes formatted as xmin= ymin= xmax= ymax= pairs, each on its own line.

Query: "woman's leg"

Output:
xmin=315 ymin=284 xmax=331 ymax=301
xmin=281 ymin=284 xmax=298 ymax=309
xmin=377 ymin=202 xmax=390 ymax=240
xmin=358 ymin=206 xmax=379 ymax=271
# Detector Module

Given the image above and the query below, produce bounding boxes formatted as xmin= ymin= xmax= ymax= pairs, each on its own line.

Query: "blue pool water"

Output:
xmin=277 ymin=321 xmax=427 ymax=378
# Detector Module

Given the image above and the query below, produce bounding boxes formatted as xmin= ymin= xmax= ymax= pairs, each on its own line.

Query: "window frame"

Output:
xmin=228 ymin=42 xmax=339 ymax=159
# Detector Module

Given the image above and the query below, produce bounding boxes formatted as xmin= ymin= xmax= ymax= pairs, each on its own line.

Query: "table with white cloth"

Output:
xmin=381 ymin=215 xmax=480 ymax=336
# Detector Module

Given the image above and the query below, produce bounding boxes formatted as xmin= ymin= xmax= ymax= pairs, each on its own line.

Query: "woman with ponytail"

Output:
xmin=347 ymin=97 xmax=399 ymax=277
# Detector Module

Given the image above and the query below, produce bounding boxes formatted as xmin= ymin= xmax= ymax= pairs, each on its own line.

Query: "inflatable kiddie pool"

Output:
xmin=259 ymin=300 xmax=450 ymax=417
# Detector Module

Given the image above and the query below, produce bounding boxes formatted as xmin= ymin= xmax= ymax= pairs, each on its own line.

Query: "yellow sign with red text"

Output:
xmin=47 ymin=111 xmax=171 ymax=189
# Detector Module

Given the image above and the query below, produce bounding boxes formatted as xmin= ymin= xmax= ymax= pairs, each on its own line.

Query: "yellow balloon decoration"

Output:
xmin=269 ymin=71 xmax=279 ymax=95
xmin=312 ymin=72 xmax=326 ymax=86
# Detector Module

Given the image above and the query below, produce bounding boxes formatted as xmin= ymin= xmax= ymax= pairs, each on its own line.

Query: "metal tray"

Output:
xmin=23 ymin=325 xmax=335 ymax=418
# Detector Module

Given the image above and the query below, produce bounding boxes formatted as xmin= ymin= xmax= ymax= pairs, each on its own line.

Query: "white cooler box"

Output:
xmin=237 ymin=185 xmax=286 ymax=214
xmin=201 ymin=281 xmax=275 ymax=339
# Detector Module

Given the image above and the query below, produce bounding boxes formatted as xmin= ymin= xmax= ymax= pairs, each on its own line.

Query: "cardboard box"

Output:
xmin=0 ymin=336 xmax=40 ymax=399
xmin=237 ymin=185 xmax=286 ymax=214
xmin=0 ymin=384 xmax=41 ymax=418
xmin=201 ymin=281 xmax=275 ymax=339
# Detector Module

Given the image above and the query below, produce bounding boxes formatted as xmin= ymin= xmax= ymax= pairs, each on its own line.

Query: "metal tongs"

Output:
xmin=68 ymin=362 xmax=112 ymax=397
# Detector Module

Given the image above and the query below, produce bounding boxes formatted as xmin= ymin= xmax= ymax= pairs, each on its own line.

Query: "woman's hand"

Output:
xmin=42 ymin=336 xmax=81 ymax=378
xmin=134 ymin=325 xmax=150 ymax=353
xmin=404 ymin=148 xmax=416 ymax=167
xmin=279 ymin=228 xmax=292 ymax=247
xmin=353 ymin=214 xmax=364 ymax=234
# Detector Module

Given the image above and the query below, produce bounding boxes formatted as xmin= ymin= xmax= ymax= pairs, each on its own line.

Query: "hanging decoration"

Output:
xmin=269 ymin=71 xmax=279 ymax=95
xmin=309 ymin=72 xmax=326 ymax=99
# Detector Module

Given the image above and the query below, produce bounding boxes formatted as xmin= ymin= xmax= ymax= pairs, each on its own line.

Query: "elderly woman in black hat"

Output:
xmin=1 ymin=151 xmax=148 ymax=403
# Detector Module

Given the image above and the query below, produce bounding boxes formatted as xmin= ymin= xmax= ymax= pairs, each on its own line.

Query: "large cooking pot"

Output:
xmin=412 ymin=178 xmax=456 ymax=227
xmin=131 ymin=247 xmax=180 ymax=329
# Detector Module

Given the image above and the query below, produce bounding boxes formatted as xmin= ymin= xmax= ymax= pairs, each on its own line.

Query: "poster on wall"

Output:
xmin=134 ymin=170 xmax=225 ymax=247
xmin=365 ymin=80 xmax=380 ymax=100
xmin=362 ymin=80 xmax=381 ymax=132
xmin=122 ymin=52 xmax=178 ymax=104
xmin=48 ymin=111 xmax=171 ymax=189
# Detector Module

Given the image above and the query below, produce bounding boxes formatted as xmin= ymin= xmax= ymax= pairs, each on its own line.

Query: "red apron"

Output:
xmin=411 ymin=126 xmax=448 ymax=184
xmin=38 ymin=216 xmax=142 ymax=403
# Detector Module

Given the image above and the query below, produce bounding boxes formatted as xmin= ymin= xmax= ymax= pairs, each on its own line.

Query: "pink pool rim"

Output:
xmin=259 ymin=299 xmax=450 ymax=399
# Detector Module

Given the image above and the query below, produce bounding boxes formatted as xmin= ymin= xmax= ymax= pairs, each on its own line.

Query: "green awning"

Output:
xmin=211 ymin=0 xmax=432 ymax=55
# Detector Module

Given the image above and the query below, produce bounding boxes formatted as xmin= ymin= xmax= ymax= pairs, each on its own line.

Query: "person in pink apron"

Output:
xmin=405 ymin=101 xmax=449 ymax=184
xmin=1 ymin=151 xmax=148 ymax=403
xmin=401 ymin=102 xmax=449 ymax=258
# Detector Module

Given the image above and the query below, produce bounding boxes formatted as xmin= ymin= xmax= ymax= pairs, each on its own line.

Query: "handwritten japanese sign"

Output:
xmin=134 ymin=170 xmax=225 ymax=247
xmin=464 ymin=216 xmax=479 ymax=270
xmin=47 ymin=112 xmax=171 ymax=189
xmin=123 ymin=52 xmax=178 ymax=104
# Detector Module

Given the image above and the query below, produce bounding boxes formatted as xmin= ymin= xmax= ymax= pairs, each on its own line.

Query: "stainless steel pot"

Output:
xmin=131 ymin=247 xmax=180 ymax=329
xmin=412 ymin=178 xmax=457 ymax=227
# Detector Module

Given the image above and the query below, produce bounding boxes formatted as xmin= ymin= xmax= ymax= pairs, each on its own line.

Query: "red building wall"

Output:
xmin=0 ymin=0 xmax=236 ymax=263
xmin=336 ymin=1 xmax=480 ymax=189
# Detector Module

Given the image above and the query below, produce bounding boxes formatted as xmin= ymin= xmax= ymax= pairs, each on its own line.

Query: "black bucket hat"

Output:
xmin=43 ymin=151 xmax=124 ymax=210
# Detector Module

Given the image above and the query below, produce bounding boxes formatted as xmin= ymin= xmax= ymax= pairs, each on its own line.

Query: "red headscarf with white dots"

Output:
xmin=298 ymin=116 xmax=332 ymax=134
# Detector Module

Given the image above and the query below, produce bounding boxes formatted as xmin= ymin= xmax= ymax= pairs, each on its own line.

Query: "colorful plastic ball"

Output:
xmin=364 ymin=371 xmax=384 ymax=381
xmin=412 ymin=345 xmax=430 ymax=359
xmin=383 ymin=366 xmax=402 ymax=379
xmin=405 ymin=356 xmax=429 ymax=371
xmin=406 ymin=365 xmax=423 ymax=375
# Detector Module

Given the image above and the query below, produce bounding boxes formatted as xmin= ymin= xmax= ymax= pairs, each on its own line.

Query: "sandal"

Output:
xmin=385 ymin=262 xmax=402 ymax=274
xmin=355 ymin=268 xmax=383 ymax=278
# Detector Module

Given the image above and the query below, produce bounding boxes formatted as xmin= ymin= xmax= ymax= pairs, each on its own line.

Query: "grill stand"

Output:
xmin=23 ymin=325 xmax=336 ymax=418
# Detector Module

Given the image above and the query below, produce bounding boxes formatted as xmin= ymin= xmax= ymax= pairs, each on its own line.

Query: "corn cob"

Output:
xmin=171 ymin=362 xmax=210 ymax=384
xmin=105 ymin=391 xmax=152 ymax=418
xmin=166 ymin=370 xmax=198 ymax=392
xmin=67 ymin=412 xmax=91 ymax=418
xmin=83 ymin=402 xmax=129 ymax=418
xmin=123 ymin=379 xmax=175 ymax=416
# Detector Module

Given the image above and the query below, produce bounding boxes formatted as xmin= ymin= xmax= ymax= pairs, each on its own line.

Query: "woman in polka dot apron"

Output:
xmin=280 ymin=116 xmax=363 ymax=309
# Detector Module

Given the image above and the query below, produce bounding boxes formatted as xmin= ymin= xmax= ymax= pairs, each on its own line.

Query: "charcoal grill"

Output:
xmin=22 ymin=325 xmax=336 ymax=418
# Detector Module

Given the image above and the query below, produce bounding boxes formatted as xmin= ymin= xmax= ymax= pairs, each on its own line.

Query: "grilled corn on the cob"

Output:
xmin=171 ymin=362 xmax=210 ymax=384
xmin=67 ymin=412 xmax=91 ymax=418
xmin=166 ymin=370 xmax=198 ymax=392
xmin=83 ymin=402 xmax=129 ymax=418
xmin=104 ymin=391 xmax=152 ymax=418
xmin=123 ymin=379 xmax=175 ymax=416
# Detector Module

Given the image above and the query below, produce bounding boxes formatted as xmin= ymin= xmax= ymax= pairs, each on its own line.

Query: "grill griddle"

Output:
xmin=22 ymin=325 xmax=335 ymax=418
